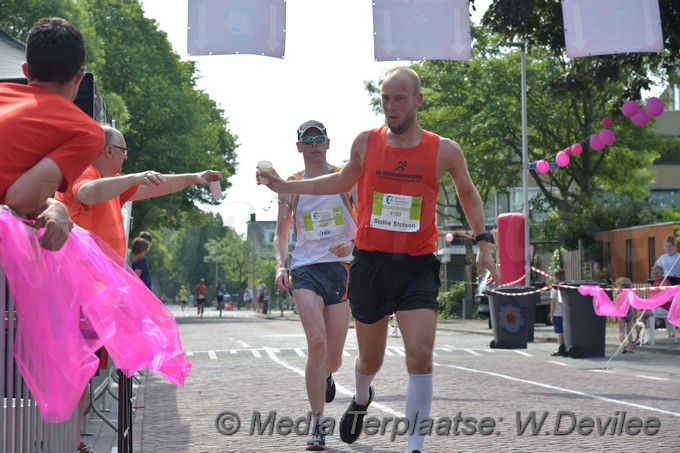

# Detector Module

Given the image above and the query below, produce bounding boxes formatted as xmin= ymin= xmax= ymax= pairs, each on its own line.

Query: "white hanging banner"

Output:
xmin=372 ymin=0 xmax=471 ymax=62
xmin=562 ymin=0 xmax=663 ymax=58
xmin=187 ymin=0 xmax=286 ymax=58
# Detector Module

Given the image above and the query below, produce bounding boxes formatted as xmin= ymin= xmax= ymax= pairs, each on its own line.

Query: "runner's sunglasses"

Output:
xmin=300 ymin=135 xmax=327 ymax=145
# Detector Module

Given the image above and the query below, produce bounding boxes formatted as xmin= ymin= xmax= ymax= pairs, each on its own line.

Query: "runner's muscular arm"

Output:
xmin=274 ymin=191 xmax=294 ymax=292
xmin=439 ymin=138 xmax=499 ymax=283
xmin=259 ymin=132 xmax=367 ymax=195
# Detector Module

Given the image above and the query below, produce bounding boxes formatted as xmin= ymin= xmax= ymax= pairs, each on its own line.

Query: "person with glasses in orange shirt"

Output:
xmin=56 ymin=125 xmax=221 ymax=259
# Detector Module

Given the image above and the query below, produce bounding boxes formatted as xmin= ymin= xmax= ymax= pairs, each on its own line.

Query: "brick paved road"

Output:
xmin=124 ymin=306 xmax=680 ymax=453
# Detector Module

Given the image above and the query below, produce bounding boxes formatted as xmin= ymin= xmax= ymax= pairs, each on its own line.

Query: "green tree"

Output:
xmin=81 ymin=0 xmax=238 ymax=231
xmin=204 ymin=227 xmax=254 ymax=303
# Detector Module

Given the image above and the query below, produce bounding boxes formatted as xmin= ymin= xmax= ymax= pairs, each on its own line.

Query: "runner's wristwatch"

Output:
xmin=475 ymin=232 xmax=492 ymax=243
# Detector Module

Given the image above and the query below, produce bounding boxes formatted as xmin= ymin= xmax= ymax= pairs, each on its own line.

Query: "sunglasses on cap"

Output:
xmin=300 ymin=135 xmax=327 ymax=145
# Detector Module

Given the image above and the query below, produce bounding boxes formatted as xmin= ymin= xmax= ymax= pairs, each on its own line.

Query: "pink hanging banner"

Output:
xmin=187 ymin=0 xmax=286 ymax=58
xmin=562 ymin=0 xmax=663 ymax=58
xmin=372 ymin=0 xmax=471 ymax=62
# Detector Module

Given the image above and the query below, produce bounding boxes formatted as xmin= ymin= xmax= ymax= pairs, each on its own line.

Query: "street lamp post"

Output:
xmin=501 ymin=41 xmax=531 ymax=286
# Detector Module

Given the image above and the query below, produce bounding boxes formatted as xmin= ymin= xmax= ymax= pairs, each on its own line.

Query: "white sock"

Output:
xmin=406 ymin=373 xmax=432 ymax=453
xmin=354 ymin=357 xmax=376 ymax=405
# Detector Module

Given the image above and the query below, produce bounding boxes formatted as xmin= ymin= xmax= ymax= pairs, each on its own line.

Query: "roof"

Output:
xmin=0 ymin=28 xmax=25 ymax=79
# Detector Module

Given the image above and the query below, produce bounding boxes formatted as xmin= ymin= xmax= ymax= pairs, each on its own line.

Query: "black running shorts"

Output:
xmin=289 ymin=261 xmax=350 ymax=306
xmin=348 ymin=249 xmax=440 ymax=324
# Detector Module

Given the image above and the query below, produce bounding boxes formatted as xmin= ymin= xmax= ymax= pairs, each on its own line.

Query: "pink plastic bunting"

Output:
xmin=578 ymin=285 xmax=680 ymax=327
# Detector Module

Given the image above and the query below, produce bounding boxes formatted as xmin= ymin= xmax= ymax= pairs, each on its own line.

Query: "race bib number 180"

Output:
xmin=370 ymin=192 xmax=421 ymax=232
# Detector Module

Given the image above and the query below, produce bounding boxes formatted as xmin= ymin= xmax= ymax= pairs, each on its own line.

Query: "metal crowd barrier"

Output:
xmin=1 ymin=265 xmax=135 ymax=452
xmin=1 ymin=266 xmax=79 ymax=452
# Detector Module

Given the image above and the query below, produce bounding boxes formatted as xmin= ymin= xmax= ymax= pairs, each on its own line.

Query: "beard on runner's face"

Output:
xmin=386 ymin=108 xmax=416 ymax=134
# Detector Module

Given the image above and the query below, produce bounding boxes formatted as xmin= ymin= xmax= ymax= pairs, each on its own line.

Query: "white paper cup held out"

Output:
xmin=209 ymin=180 xmax=222 ymax=200
xmin=257 ymin=161 xmax=273 ymax=185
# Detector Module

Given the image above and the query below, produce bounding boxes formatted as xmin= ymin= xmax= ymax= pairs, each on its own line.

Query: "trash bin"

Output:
xmin=485 ymin=286 xmax=540 ymax=349
xmin=558 ymin=281 xmax=610 ymax=358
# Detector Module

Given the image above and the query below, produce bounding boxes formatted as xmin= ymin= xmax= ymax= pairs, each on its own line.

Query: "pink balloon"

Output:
xmin=646 ymin=97 xmax=664 ymax=118
xmin=536 ymin=160 xmax=550 ymax=174
xmin=571 ymin=143 xmax=583 ymax=155
xmin=556 ymin=151 xmax=570 ymax=167
xmin=590 ymin=134 xmax=604 ymax=151
xmin=601 ymin=117 xmax=612 ymax=128
xmin=622 ymin=100 xmax=640 ymax=118
xmin=631 ymin=109 xmax=650 ymax=127
xmin=565 ymin=148 xmax=572 ymax=156
xmin=599 ymin=129 xmax=616 ymax=146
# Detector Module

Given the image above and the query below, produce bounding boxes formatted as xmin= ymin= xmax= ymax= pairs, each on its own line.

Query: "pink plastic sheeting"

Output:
xmin=67 ymin=228 xmax=191 ymax=383
xmin=0 ymin=209 xmax=101 ymax=422
xmin=0 ymin=210 xmax=191 ymax=422
xmin=578 ymin=285 xmax=680 ymax=327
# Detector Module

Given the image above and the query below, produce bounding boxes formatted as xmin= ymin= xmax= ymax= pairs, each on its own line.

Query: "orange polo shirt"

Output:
xmin=0 ymin=83 xmax=103 ymax=203
xmin=56 ymin=165 xmax=138 ymax=258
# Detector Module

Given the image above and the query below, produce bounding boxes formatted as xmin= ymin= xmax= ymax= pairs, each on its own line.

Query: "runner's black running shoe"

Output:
xmin=339 ymin=386 xmax=374 ymax=444
xmin=325 ymin=374 xmax=336 ymax=403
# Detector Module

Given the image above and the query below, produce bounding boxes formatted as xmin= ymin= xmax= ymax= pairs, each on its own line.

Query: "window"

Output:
xmin=625 ymin=239 xmax=633 ymax=280
xmin=648 ymin=237 xmax=656 ymax=279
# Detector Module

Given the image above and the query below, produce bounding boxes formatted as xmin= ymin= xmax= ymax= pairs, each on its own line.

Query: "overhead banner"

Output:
xmin=562 ymin=0 xmax=663 ymax=58
xmin=372 ymin=0 xmax=471 ymax=62
xmin=187 ymin=0 xmax=286 ymax=58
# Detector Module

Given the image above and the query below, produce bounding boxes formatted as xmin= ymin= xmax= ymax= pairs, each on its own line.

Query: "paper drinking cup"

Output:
xmin=209 ymin=180 xmax=222 ymax=200
xmin=257 ymin=160 xmax=273 ymax=185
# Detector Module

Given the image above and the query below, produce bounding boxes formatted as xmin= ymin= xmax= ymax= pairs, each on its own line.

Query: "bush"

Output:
xmin=438 ymin=283 xmax=466 ymax=319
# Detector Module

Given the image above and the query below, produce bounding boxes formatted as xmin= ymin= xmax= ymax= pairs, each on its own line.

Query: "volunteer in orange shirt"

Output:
xmin=259 ymin=67 xmax=498 ymax=453
xmin=56 ymin=125 xmax=221 ymax=259
xmin=0 ymin=17 xmax=103 ymax=250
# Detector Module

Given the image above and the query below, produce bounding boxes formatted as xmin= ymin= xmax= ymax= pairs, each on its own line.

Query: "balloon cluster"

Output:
xmin=533 ymin=97 xmax=665 ymax=175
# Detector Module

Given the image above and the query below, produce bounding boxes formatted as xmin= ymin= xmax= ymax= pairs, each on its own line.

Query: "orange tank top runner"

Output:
xmin=354 ymin=127 xmax=440 ymax=255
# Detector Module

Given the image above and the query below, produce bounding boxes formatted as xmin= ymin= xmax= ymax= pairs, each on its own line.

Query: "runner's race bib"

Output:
xmin=302 ymin=207 xmax=344 ymax=240
xmin=370 ymin=192 xmax=421 ymax=232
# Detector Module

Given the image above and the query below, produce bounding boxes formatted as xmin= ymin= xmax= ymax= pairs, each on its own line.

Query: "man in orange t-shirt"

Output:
xmin=0 ymin=18 xmax=103 ymax=250
xmin=56 ymin=125 xmax=222 ymax=259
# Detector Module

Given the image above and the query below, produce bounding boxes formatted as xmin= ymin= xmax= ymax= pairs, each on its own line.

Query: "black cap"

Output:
xmin=297 ymin=120 xmax=327 ymax=140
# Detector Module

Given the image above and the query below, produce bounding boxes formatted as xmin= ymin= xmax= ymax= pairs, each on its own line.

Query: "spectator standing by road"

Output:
xmin=615 ymin=277 xmax=636 ymax=354
xmin=130 ymin=237 xmax=151 ymax=289
xmin=243 ymin=286 xmax=254 ymax=310
xmin=257 ymin=280 xmax=267 ymax=314
xmin=549 ymin=269 xmax=568 ymax=357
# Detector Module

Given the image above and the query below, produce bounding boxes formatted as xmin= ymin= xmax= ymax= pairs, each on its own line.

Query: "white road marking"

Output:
xmin=208 ymin=351 xmax=217 ymax=360
xmin=435 ymin=362 xmax=680 ymax=418
xmin=390 ymin=347 xmax=406 ymax=357
xmin=251 ymin=349 xmax=262 ymax=358
xmin=546 ymin=360 xmax=568 ymax=366
xmin=636 ymin=375 xmax=669 ymax=381
xmin=463 ymin=349 xmax=481 ymax=356
xmin=294 ymin=348 xmax=306 ymax=357
xmin=263 ymin=346 xmax=404 ymax=418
